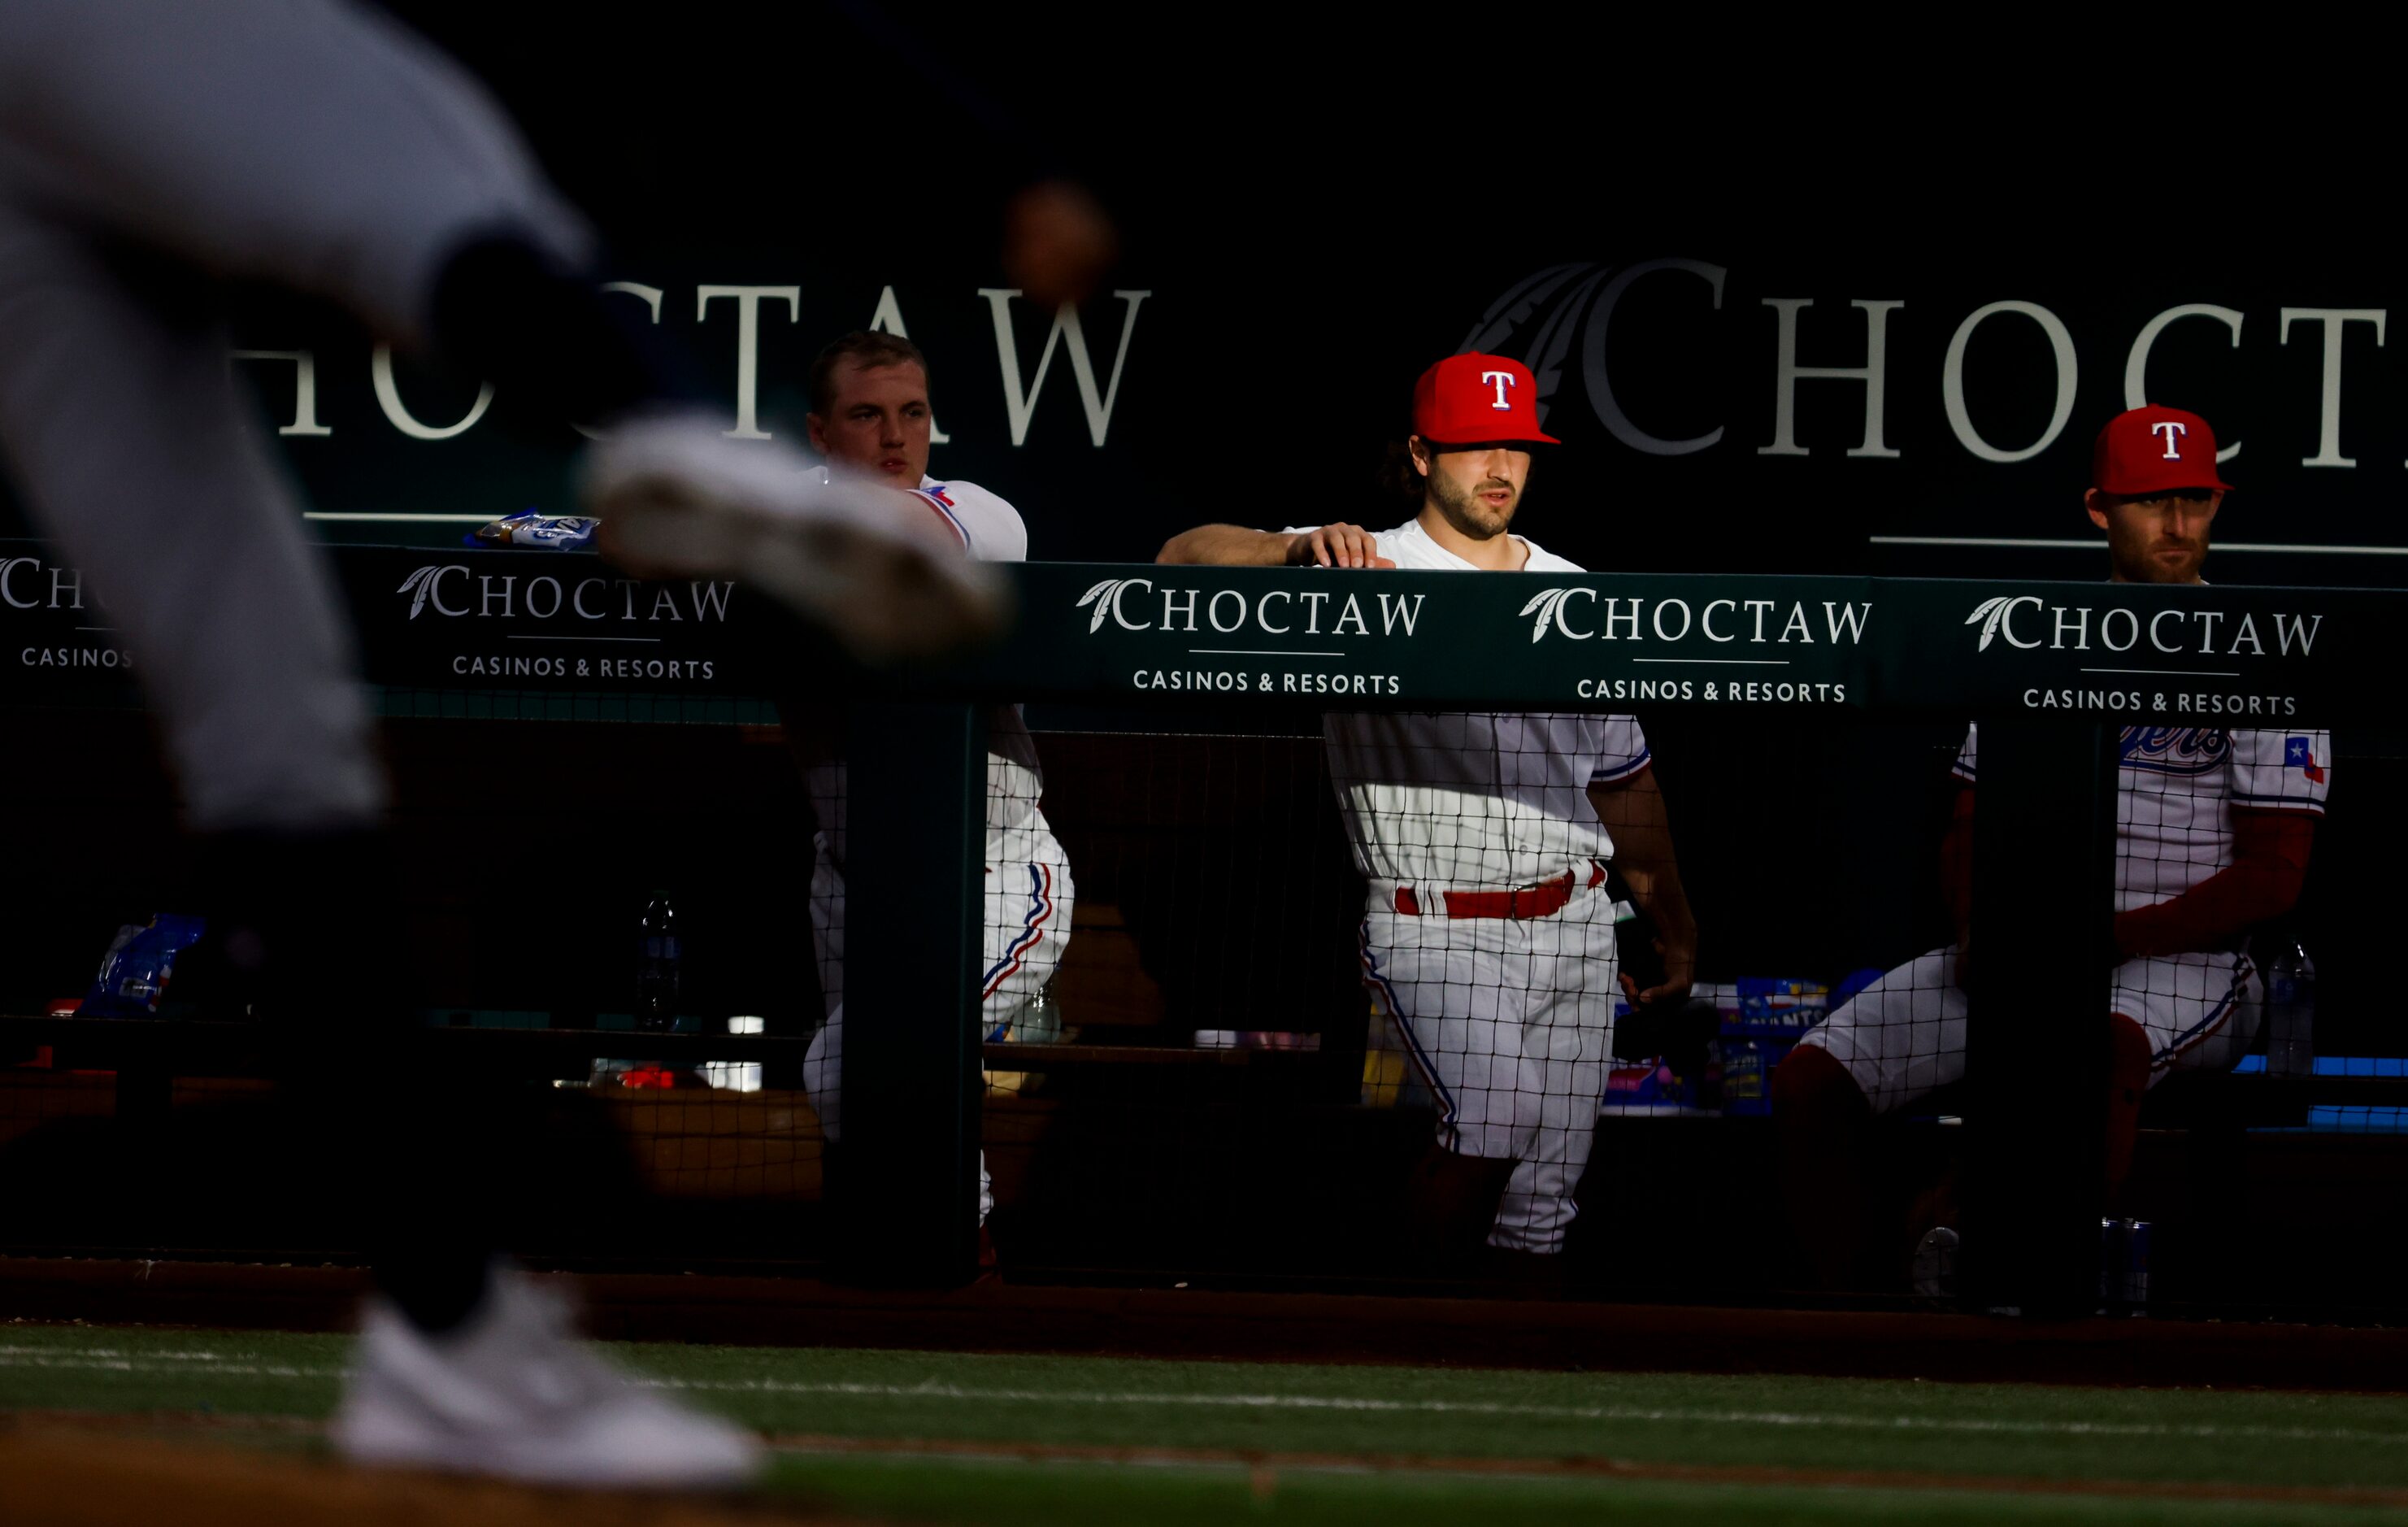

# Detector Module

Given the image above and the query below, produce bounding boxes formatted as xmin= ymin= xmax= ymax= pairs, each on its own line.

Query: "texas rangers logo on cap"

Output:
xmin=1412 ymin=353 xmax=1562 ymax=447
xmin=2094 ymin=405 xmax=2233 ymax=497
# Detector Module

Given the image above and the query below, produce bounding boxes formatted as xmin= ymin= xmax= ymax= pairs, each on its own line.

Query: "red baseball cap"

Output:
xmin=1411 ymin=353 xmax=1561 ymax=447
xmin=2093 ymin=405 xmax=2232 ymax=496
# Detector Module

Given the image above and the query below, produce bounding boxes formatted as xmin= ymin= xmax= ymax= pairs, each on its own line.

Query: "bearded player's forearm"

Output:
xmin=1156 ymin=524 xmax=1294 ymax=566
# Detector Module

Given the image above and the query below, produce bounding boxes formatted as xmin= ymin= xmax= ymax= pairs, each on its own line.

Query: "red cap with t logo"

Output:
xmin=2093 ymin=405 xmax=2232 ymax=496
xmin=1411 ymin=353 xmax=1561 ymax=447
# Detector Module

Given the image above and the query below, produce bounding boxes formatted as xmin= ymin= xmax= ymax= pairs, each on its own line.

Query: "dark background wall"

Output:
xmin=18 ymin=3 xmax=2381 ymax=588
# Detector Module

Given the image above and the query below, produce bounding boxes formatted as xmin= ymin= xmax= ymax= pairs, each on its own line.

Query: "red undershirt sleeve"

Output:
xmin=2112 ymin=809 xmax=2316 ymax=960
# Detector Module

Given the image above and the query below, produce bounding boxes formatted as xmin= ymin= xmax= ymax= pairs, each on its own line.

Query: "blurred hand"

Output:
xmin=1002 ymin=180 xmax=1119 ymax=309
xmin=1286 ymin=524 xmax=1393 ymax=568
xmin=1619 ymin=931 xmax=1695 ymax=1009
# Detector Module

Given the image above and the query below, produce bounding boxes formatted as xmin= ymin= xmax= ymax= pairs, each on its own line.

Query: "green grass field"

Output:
xmin=7 ymin=1321 xmax=2408 ymax=1523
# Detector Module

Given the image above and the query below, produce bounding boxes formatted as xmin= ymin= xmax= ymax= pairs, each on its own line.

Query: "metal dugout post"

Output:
xmin=837 ymin=700 xmax=986 ymax=1286
xmin=1963 ymin=719 xmax=2121 ymax=1317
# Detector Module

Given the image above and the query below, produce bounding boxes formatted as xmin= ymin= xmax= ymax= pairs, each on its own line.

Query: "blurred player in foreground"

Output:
xmin=789 ymin=331 xmax=1075 ymax=1251
xmin=0 ymin=0 xmax=1009 ymax=1486
xmin=1772 ymin=406 xmax=2328 ymax=1290
xmin=1160 ymin=353 xmax=1698 ymax=1279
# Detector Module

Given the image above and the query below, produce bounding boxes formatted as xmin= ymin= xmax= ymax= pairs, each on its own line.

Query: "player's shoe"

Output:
xmin=1475 ymin=1244 xmax=1573 ymax=1299
xmin=332 ymin=1268 xmax=763 ymax=1488
xmin=583 ymin=410 xmax=1007 ymax=662
xmin=1910 ymin=1224 xmax=1961 ymax=1304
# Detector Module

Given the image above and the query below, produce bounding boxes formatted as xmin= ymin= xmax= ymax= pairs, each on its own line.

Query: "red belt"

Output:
xmin=1393 ymin=861 xmax=1605 ymax=920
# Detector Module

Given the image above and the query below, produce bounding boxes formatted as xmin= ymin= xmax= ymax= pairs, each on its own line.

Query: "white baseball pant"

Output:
xmin=1357 ymin=881 xmax=1620 ymax=1254
xmin=1797 ymin=944 xmax=2260 ymax=1116
xmin=803 ymin=841 xmax=1076 ymax=1225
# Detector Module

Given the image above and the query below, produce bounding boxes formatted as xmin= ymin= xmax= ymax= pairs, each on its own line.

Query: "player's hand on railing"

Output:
xmin=1285 ymin=524 xmax=1393 ymax=569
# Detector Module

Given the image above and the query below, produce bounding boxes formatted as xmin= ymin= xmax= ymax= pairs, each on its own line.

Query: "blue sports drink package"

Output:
xmin=1733 ymin=977 xmax=1829 ymax=1033
xmin=82 ymin=913 xmax=209 ymax=1017
xmin=1714 ymin=1036 xmax=1797 ymax=1116
xmin=466 ymin=509 xmax=598 ymax=550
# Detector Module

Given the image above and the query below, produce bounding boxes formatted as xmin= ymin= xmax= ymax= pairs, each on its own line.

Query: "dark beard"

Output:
xmin=1427 ymin=470 xmax=1513 ymax=540
xmin=2111 ymin=529 xmax=2207 ymax=584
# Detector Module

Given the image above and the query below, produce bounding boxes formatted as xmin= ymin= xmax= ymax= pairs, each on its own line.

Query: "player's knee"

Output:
xmin=1772 ymin=1042 xmax=1867 ymax=1121
xmin=2105 ymin=1011 xmax=2153 ymax=1092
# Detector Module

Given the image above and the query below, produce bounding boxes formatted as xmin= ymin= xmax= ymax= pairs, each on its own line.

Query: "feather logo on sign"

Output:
xmin=397 ymin=565 xmax=443 ymax=620
xmin=1965 ymin=595 xmax=2013 ymax=652
xmin=1519 ymin=587 xmax=1570 ymax=643
xmin=1076 ymin=577 xmax=1126 ymax=634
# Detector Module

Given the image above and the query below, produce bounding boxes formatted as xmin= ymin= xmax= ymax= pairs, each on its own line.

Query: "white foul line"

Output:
xmin=0 ymin=1347 xmax=342 ymax=1380
xmin=7 ymin=1348 xmax=2406 ymax=1447
xmin=635 ymin=1379 xmax=2408 ymax=1445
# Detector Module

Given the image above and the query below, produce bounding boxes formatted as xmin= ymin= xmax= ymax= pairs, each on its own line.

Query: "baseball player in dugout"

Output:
xmin=1772 ymin=405 xmax=2329 ymax=1292
xmin=1158 ymin=353 xmax=1700 ymax=1283
xmin=789 ymin=331 xmax=1075 ymax=1254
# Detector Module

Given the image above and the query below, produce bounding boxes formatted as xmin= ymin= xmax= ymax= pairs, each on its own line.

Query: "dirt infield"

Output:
xmin=18 ymin=1411 xmax=2408 ymax=1516
xmin=5 ymin=1255 xmax=2406 ymax=1392
xmin=0 ymin=1422 xmax=849 ymax=1527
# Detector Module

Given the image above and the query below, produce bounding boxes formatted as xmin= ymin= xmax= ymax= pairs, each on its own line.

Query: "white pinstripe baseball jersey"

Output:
xmin=1292 ymin=520 xmax=1650 ymax=889
xmin=805 ymin=471 xmax=1050 ymax=867
xmin=1953 ymin=723 xmax=2330 ymax=912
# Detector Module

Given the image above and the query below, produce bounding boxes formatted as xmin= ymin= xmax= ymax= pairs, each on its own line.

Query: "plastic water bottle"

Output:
xmin=2264 ymin=940 xmax=2315 ymax=1081
xmin=637 ymin=892 xmax=680 ymax=1032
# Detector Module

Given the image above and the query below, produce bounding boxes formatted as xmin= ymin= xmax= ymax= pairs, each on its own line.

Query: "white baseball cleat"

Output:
xmin=583 ymin=411 xmax=1008 ymax=663
xmin=332 ymin=1269 xmax=763 ymax=1489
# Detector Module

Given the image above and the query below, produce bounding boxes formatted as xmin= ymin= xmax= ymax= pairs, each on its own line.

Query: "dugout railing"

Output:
xmin=2 ymin=547 xmax=2403 ymax=1319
